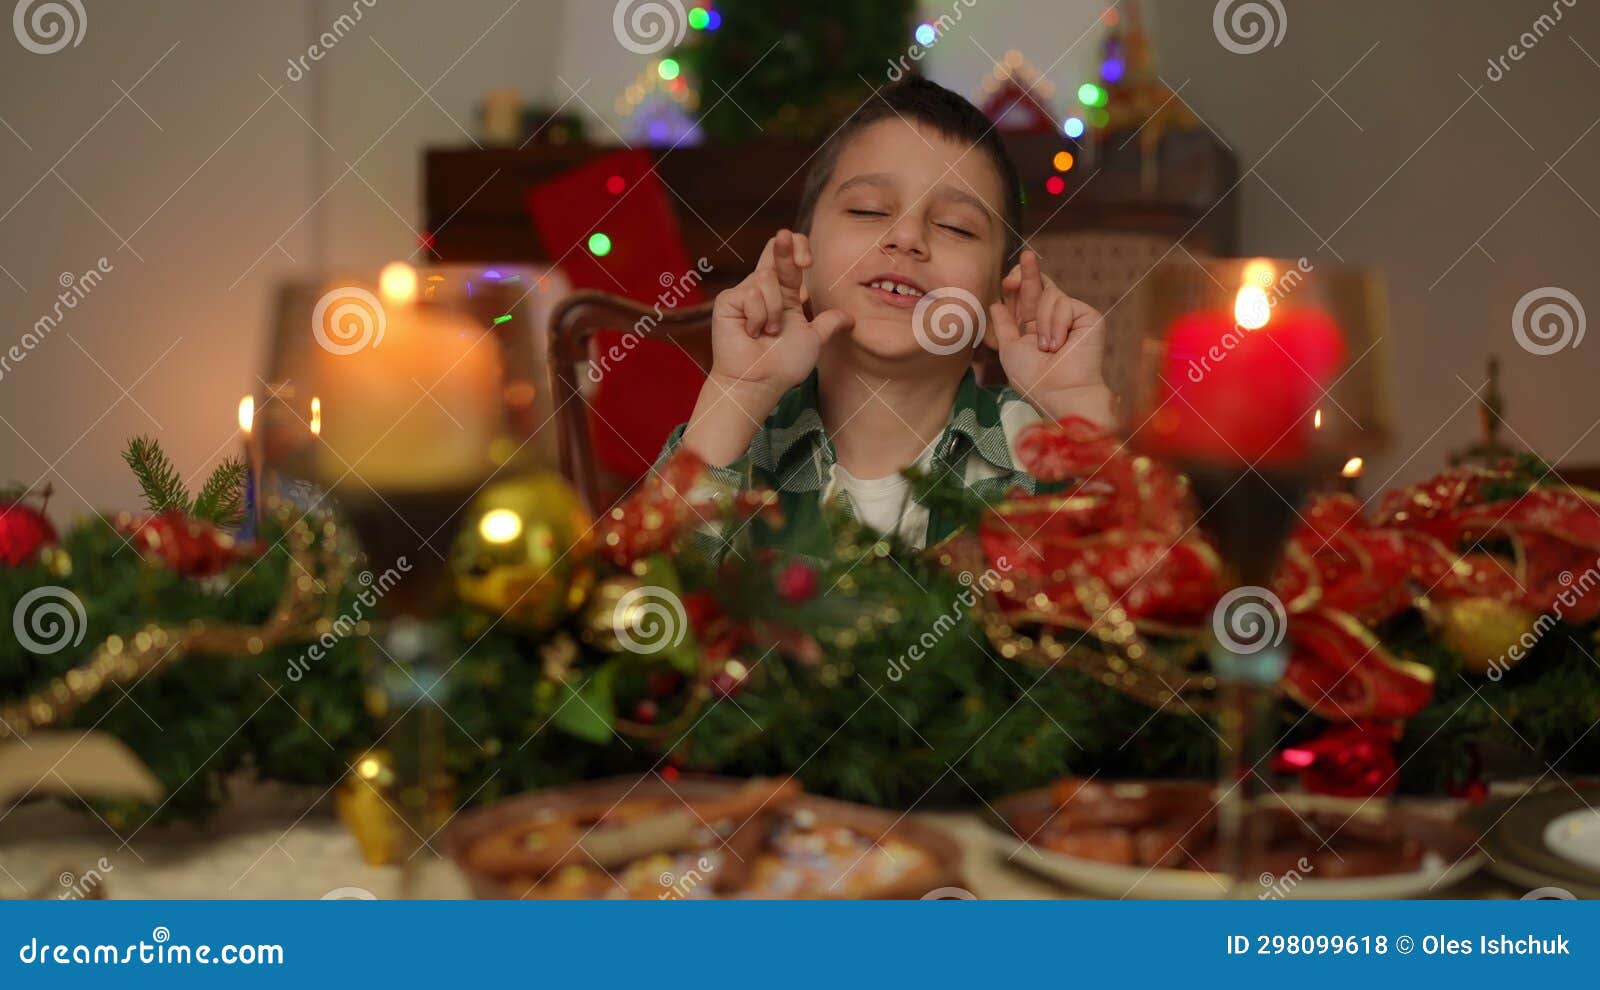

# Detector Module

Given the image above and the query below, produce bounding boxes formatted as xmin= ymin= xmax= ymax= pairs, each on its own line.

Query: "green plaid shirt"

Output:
xmin=655 ymin=369 xmax=1045 ymax=556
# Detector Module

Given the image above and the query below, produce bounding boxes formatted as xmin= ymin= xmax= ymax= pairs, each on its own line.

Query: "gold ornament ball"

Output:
xmin=452 ymin=472 xmax=595 ymax=631
xmin=579 ymin=575 xmax=643 ymax=653
xmin=1434 ymin=597 xmax=1541 ymax=677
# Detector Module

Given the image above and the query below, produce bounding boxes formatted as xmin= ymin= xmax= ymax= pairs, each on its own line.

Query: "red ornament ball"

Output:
xmin=631 ymin=699 xmax=659 ymax=724
xmin=117 ymin=510 xmax=255 ymax=578
xmin=775 ymin=561 xmax=819 ymax=603
xmin=0 ymin=501 xmax=57 ymax=567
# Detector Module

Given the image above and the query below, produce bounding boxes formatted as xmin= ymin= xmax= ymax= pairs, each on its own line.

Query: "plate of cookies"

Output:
xmin=988 ymin=777 xmax=1483 ymax=899
xmin=444 ymin=774 xmax=964 ymax=899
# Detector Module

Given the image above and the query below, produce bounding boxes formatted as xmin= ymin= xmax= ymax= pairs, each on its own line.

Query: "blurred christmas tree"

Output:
xmin=675 ymin=0 xmax=916 ymax=142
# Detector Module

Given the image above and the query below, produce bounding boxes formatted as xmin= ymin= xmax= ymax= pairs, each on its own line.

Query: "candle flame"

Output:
xmin=238 ymin=396 xmax=254 ymax=434
xmin=1313 ymin=408 xmax=1323 ymax=429
xmin=1341 ymin=456 xmax=1364 ymax=478
xmin=379 ymin=261 xmax=417 ymax=305
xmin=309 ymin=396 xmax=322 ymax=436
xmin=1234 ymin=285 xmax=1270 ymax=330
xmin=1241 ymin=259 xmax=1275 ymax=288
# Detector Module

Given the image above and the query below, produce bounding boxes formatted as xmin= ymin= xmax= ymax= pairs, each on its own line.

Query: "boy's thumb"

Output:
xmin=809 ymin=309 xmax=854 ymax=341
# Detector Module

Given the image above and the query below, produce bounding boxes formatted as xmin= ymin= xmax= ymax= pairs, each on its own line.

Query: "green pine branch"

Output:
xmin=193 ymin=457 xmax=246 ymax=526
xmin=121 ymin=434 xmax=190 ymax=515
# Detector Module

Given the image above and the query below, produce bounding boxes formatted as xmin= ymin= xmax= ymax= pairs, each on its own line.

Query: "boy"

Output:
xmin=658 ymin=76 xmax=1113 ymax=551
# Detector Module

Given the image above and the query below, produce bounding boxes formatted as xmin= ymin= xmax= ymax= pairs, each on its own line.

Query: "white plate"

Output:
xmin=985 ymin=790 xmax=1484 ymax=899
xmin=988 ymin=829 xmax=1482 ymax=899
xmin=1543 ymin=808 xmax=1600 ymax=872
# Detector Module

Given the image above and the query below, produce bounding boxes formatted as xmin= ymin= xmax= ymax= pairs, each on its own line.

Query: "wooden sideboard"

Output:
xmin=424 ymin=130 xmax=1239 ymax=290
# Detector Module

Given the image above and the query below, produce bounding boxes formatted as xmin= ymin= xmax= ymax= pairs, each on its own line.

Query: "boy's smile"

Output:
xmin=861 ymin=272 xmax=927 ymax=307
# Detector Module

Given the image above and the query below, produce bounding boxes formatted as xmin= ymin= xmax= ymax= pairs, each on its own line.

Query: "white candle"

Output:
xmin=311 ymin=264 xmax=502 ymax=492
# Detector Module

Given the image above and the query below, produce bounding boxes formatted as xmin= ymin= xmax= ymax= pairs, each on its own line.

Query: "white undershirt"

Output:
xmin=834 ymin=464 xmax=913 ymax=534
xmin=832 ymin=437 xmax=940 ymax=537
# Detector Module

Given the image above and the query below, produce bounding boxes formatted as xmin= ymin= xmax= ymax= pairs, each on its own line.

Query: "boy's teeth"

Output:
xmin=871 ymin=279 xmax=922 ymax=296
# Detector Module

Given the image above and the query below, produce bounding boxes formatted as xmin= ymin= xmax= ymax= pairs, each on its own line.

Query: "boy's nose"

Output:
xmin=879 ymin=221 xmax=928 ymax=260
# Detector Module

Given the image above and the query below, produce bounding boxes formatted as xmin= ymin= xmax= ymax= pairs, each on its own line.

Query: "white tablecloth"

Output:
xmin=0 ymin=778 xmax=1516 ymax=900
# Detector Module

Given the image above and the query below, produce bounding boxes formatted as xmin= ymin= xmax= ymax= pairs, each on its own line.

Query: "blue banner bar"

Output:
xmin=0 ymin=900 xmax=1590 ymax=987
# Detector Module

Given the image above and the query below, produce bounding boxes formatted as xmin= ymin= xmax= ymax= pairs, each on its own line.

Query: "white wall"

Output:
xmin=1149 ymin=0 xmax=1600 ymax=487
xmin=0 ymin=0 xmax=565 ymax=520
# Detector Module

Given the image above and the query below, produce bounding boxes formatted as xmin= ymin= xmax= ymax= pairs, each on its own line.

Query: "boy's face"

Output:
xmin=803 ymin=117 xmax=1009 ymax=363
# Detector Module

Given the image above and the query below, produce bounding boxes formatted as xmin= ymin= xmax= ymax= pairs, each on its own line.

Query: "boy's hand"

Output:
xmin=986 ymin=249 xmax=1114 ymax=426
xmin=708 ymin=229 xmax=854 ymax=401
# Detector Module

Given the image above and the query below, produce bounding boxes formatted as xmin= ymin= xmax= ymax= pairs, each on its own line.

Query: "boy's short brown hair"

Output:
xmin=794 ymin=75 xmax=1024 ymax=268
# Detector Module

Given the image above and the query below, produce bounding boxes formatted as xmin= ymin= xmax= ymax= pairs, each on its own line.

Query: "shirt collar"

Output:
xmin=761 ymin=369 xmax=1017 ymax=490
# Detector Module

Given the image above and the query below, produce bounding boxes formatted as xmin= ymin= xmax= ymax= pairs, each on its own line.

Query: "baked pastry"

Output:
xmin=449 ymin=776 xmax=960 ymax=899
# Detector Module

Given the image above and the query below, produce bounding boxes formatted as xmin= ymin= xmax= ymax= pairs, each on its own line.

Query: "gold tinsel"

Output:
xmin=0 ymin=499 xmax=349 ymax=743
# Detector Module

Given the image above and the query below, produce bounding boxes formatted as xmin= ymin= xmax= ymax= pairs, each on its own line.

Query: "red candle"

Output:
xmin=1146 ymin=292 xmax=1346 ymax=467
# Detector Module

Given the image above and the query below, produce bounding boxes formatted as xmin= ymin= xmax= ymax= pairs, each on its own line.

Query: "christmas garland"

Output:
xmin=2 ymin=431 xmax=1598 ymax=830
